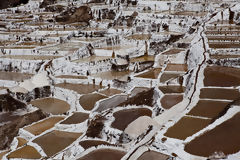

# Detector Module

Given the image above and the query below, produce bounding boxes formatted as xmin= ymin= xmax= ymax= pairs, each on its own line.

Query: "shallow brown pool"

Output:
xmin=136 ymin=68 xmax=162 ymax=79
xmin=130 ymin=55 xmax=155 ymax=63
xmin=111 ymin=108 xmax=152 ymax=131
xmin=210 ymin=54 xmax=240 ymax=60
xmin=17 ymin=137 xmax=28 ymax=148
xmin=56 ymin=75 xmax=87 ymax=79
xmin=92 ymin=71 xmax=131 ymax=81
xmin=99 ymin=88 xmax=123 ymax=96
xmin=29 ymin=98 xmax=70 ymax=115
xmin=130 ymin=87 xmax=150 ymax=97
xmin=160 ymin=94 xmax=183 ymax=109
xmin=24 ymin=116 xmax=65 ymax=135
xmin=0 ymin=55 xmax=61 ymax=60
xmin=55 ymin=83 xmax=102 ymax=94
xmin=164 ymin=116 xmax=211 ymax=140
xmin=185 ymin=113 xmax=240 ymax=157
xmin=200 ymin=88 xmax=240 ymax=100
xmin=160 ymin=73 xmax=181 ymax=83
xmin=77 ymin=148 xmax=126 ymax=160
xmin=79 ymin=140 xmax=112 ymax=149
xmin=7 ymin=145 xmax=41 ymax=159
xmin=33 ymin=130 xmax=82 ymax=157
xmin=95 ymin=95 xmax=128 ymax=112
xmin=204 ymin=66 xmax=240 ymax=87
xmin=161 ymin=49 xmax=184 ymax=55
xmin=0 ymin=71 xmax=32 ymax=82
xmin=159 ymin=85 xmax=185 ymax=94
xmin=126 ymin=34 xmax=151 ymax=40
xmin=187 ymin=100 xmax=229 ymax=118
xmin=137 ymin=151 xmax=169 ymax=160
xmin=209 ymin=43 xmax=240 ymax=49
xmin=60 ymin=112 xmax=89 ymax=124
xmin=80 ymin=93 xmax=107 ymax=111
xmin=165 ymin=64 xmax=188 ymax=72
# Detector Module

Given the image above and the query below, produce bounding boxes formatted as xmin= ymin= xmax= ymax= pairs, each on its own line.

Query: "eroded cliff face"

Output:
xmin=55 ymin=6 xmax=93 ymax=24
xmin=0 ymin=91 xmax=48 ymax=150
xmin=0 ymin=110 xmax=47 ymax=150
xmin=0 ymin=91 xmax=26 ymax=112
xmin=0 ymin=0 xmax=29 ymax=9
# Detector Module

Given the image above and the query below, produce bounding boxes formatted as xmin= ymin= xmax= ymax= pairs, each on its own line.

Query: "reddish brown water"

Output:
xmin=130 ymin=55 xmax=155 ymax=63
xmin=17 ymin=137 xmax=28 ymax=148
xmin=187 ymin=100 xmax=229 ymax=118
xmin=23 ymin=117 xmax=65 ymax=135
xmin=79 ymin=140 xmax=112 ymax=149
xmin=130 ymin=87 xmax=150 ymax=97
xmin=200 ymin=88 xmax=240 ymax=100
xmin=0 ymin=71 xmax=32 ymax=81
xmin=159 ymin=85 xmax=185 ymax=94
xmin=210 ymin=54 xmax=240 ymax=59
xmin=95 ymin=95 xmax=128 ymax=112
xmin=137 ymin=151 xmax=169 ymax=160
xmin=60 ymin=112 xmax=89 ymax=124
xmin=136 ymin=68 xmax=162 ymax=79
xmin=7 ymin=145 xmax=41 ymax=159
xmin=0 ymin=55 xmax=61 ymax=60
xmin=161 ymin=49 xmax=184 ymax=55
xmin=29 ymin=98 xmax=70 ymax=115
xmin=80 ymin=93 xmax=107 ymax=111
xmin=204 ymin=66 xmax=240 ymax=87
xmin=173 ymin=11 xmax=207 ymax=16
xmin=77 ymin=148 xmax=126 ymax=160
xmin=165 ymin=64 xmax=188 ymax=72
xmin=160 ymin=73 xmax=181 ymax=83
xmin=56 ymin=75 xmax=87 ymax=79
xmin=99 ymin=88 xmax=123 ymax=96
xmin=185 ymin=113 xmax=240 ymax=157
xmin=55 ymin=83 xmax=102 ymax=94
xmin=33 ymin=130 xmax=82 ymax=157
xmin=92 ymin=71 xmax=131 ymax=81
xmin=209 ymin=43 xmax=240 ymax=49
xmin=164 ymin=116 xmax=211 ymax=140
xmin=126 ymin=34 xmax=151 ymax=40
xmin=160 ymin=94 xmax=183 ymax=109
xmin=111 ymin=108 xmax=152 ymax=131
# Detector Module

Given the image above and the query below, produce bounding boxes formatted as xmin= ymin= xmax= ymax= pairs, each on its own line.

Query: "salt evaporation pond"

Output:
xmin=185 ymin=113 xmax=240 ymax=157
xmin=60 ymin=112 xmax=89 ymax=124
xmin=137 ymin=151 xmax=169 ymax=160
xmin=187 ymin=100 xmax=229 ymax=118
xmin=7 ymin=145 xmax=41 ymax=159
xmin=79 ymin=139 xmax=112 ymax=149
xmin=200 ymin=88 xmax=240 ymax=100
xmin=55 ymin=83 xmax=102 ymax=94
xmin=23 ymin=116 xmax=65 ymax=135
xmin=136 ymin=68 xmax=162 ymax=79
xmin=159 ymin=85 xmax=185 ymax=94
xmin=78 ymin=148 xmax=126 ymax=160
xmin=29 ymin=98 xmax=70 ymax=115
xmin=0 ymin=71 xmax=32 ymax=81
xmin=111 ymin=108 xmax=152 ymax=131
xmin=204 ymin=66 xmax=240 ymax=87
xmin=160 ymin=94 xmax=183 ymax=109
xmin=164 ymin=116 xmax=211 ymax=140
xmin=80 ymin=93 xmax=107 ymax=111
xmin=33 ymin=130 xmax=82 ymax=157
